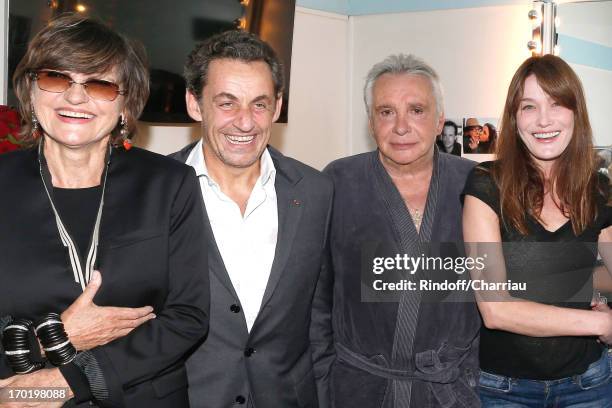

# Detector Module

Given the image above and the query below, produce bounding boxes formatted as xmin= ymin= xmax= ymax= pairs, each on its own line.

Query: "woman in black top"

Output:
xmin=463 ymin=55 xmax=612 ymax=406
xmin=0 ymin=15 xmax=209 ymax=407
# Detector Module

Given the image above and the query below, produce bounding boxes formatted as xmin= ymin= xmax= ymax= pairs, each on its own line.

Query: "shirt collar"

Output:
xmin=185 ymin=139 xmax=276 ymax=188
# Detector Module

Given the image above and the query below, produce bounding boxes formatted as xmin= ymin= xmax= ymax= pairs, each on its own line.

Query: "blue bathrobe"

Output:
xmin=325 ymin=149 xmax=481 ymax=408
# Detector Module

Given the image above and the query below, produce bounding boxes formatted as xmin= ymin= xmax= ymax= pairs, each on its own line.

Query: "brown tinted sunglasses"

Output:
xmin=31 ymin=71 xmax=126 ymax=101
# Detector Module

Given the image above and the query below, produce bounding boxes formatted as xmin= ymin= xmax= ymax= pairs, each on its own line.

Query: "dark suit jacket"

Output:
xmin=171 ymin=143 xmax=334 ymax=408
xmin=0 ymin=147 xmax=210 ymax=407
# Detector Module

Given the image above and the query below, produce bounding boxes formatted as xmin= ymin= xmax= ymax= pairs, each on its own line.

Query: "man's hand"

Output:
xmin=468 ymin=134 xmax=480 ymax=150
xmin=0 ymin=368 xmax=71 ymax=407
xmin=61 ymin=271 xmax=156 ymax=351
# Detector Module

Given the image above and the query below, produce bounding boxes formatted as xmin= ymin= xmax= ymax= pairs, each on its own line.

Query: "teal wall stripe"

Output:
xmin=347 ymin=0 xmax=526 ymax=16
xmin=295 ymin=0 xmax=526 ymax=16
xmin=558 ymin=34 xmax=612 ymax=72
xmin=296 ymin=0 xmax=349 ymax=15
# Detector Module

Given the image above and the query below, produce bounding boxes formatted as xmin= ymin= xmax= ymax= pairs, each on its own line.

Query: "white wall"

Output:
xmin=558 ymin=1 xmax=612 ymax=146
xmin=349 ymin=4 xmax=532 ymax=156
xmin=558 ymin=1 xmax=612 ymax=46
xmin=273 ymin=7 xmax=348 ymax=169
xmin=134 ymin=7 xmax=349 ymax=170
xmin=571 ymin=64 xmax=612 ymax=146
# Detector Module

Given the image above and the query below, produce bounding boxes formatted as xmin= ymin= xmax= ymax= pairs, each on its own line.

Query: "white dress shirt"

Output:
xmin=186 ymin=140 xmax=278 ymax=331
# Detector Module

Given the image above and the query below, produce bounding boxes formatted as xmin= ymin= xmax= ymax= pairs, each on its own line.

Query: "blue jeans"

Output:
xmin=479 ymin=349 xmax=612 ymax=407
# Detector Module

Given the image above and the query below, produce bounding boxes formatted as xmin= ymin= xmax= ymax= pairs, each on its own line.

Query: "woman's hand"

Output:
xmin=0 ymin=369 xmax=72 ymax=407
xmin=62 ymin=271 xmax=156 ymax=351
xmin=591 ymin=302 xmax=612 ymax=344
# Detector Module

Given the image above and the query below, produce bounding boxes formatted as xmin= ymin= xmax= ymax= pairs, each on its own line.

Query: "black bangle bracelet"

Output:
xmin=2 ymin=318 xmax=45 ymax=374
xmin=35 ymin=313 xmax=76 ymax=367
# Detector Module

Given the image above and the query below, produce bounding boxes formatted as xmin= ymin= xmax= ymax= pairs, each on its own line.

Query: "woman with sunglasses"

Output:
xmin=0 ymin=14 xmax=209 ymax=407
xmin=463 ymin=55 xmax=612 ymax=406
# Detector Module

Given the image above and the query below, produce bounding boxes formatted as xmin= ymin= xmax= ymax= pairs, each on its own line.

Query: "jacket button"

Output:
xmin=244 ymin=347 xmax=256 ymax=357
xmin=235 ymin=395 xmax=246 ymax=404
xmin=230 ymin=304 xmax=241 ymax=313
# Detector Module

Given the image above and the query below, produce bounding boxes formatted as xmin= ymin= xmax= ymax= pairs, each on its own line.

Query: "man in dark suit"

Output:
xmin=171 ymin=30 xmax=334 ymax=408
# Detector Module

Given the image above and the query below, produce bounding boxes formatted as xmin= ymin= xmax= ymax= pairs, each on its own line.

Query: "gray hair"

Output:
xmin=363 ymin=54 xmax=444 ymax=117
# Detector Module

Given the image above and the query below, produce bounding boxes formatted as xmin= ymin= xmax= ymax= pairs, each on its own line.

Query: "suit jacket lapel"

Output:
xmin=201 ymin=198 xmax=241 ymax=299
xmin=257 ymin=147 xmax=304 ymax=312
xmin=173 ymin=141 xmax=240 ymax=299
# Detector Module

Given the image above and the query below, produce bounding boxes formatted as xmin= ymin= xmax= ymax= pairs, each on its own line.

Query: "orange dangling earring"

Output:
xmin=31 ymin=110 xmax=42 ymax=140
xmin=120 ymin=115 xmax=132 ymax=150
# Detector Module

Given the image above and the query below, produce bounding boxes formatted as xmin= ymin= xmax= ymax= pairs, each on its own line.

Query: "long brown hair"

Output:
xmin=492 ymin=55 xmax=596 ymax=235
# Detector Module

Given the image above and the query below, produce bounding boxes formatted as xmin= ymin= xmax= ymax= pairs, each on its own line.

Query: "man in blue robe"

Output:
xmin=325 ymin=54 xmax=481 ymax=408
